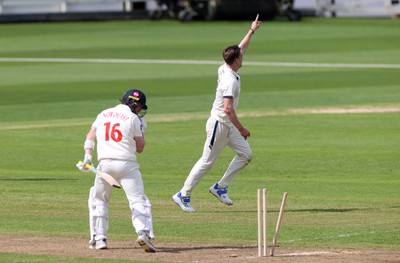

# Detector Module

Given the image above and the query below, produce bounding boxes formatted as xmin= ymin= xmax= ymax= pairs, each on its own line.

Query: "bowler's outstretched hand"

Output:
xmin=252 ymin=14 xmax=261 ymax=32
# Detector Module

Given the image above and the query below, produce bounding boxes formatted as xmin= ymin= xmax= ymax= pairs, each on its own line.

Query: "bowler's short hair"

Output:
xmin=222 ymin=45 xmax=241 ymax=65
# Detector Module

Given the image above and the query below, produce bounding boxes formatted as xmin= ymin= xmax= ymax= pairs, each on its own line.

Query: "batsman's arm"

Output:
xmin=84 ymin=126 xmax=97 ymax=157
xmin=239 ymin=14 xmax=261 ymax=54
xmin=134 ymin=117 xmax=145 ymax=153
xmin=135 ymin=135 xmax=145 ymax=153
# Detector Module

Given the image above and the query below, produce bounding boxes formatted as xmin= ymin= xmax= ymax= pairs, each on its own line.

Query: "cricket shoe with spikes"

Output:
xmin=209 ymin=183 xmax=233 ymax=206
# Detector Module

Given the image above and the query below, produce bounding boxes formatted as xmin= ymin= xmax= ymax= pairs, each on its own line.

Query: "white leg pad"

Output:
xmin=93 ymin=203 xmax=108 ymax=238
xmin=131 ymin=195 xmax=154 ymax=238
xmin=88 ymin=187 xmax=96 ymax=240
xmin=89 ymin=186 xmax=109 ymax=239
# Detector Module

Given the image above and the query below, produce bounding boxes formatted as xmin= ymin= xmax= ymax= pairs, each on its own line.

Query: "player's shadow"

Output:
xmin=111 ymin=245 xmax=256 ymax=254
xmin=157 ymin=245 xmax=255 ymax=254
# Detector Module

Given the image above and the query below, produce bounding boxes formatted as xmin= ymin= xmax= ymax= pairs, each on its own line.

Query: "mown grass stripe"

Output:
xmin=1 ymin=106 xmax=399 ymax=130
xmin=1 ymin=58 xmax=400 ymax=69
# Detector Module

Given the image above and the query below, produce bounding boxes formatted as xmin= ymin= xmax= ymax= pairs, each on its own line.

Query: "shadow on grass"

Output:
xmin=110 ymin=245 xmax=256 ymax=254
xmin=204 ymin=208 xmax=374 ymax=214
xmin=157 ymin=245 xmax=256 ymax=254
xmin=287 ymin=208 xmax=373 ymax=213
xmin=0 ymin=178 xmax=77 ymax=181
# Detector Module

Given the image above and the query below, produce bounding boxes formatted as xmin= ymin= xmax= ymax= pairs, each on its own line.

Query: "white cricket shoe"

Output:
xmin=89 ymin=235 xmax=96 ymax=249
xmin=172 ymin=192 xmax=195 ymax=212
xmin=137 ymin=233 xmax=157 ymax=253
xmin=89 ymin=235 xmax=108 ymax=250
xmin=89 ymin=238 xmax=107 ymax=250
xmin=209 ymin=183 xmax=233 ymax=206
xmin=89 ymin=241 xmax=96 ymax=249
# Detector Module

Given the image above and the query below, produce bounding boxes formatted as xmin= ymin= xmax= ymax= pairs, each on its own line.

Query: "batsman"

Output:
xmin=77 ymin=89 xmax=156 ymax=252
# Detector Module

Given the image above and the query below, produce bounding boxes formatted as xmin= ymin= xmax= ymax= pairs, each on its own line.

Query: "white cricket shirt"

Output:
xmin=210 ymin=63 xmax=241 ymax=126
xmin=93 ymin=104 xmax=142 ymax=162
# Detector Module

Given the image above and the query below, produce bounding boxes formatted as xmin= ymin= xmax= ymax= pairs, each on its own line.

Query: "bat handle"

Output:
xmin=84 ymin=163 xmax=94 ymax=170
xmin=77 ymin=161 xmax=94 ymax=170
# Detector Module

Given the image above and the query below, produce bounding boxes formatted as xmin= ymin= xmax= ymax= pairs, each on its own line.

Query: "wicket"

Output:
xmin=257 ymin=188 xmax=267 ymax=257
xmin=257 ymin=189 xmax=288 ymax=257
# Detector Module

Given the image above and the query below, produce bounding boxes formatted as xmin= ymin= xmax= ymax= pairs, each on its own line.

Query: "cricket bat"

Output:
xmin=76 ymin=161 xmax=122 ymax=188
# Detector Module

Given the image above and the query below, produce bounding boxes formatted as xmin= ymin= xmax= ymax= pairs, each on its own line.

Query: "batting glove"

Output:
xmin=78 ymin=154 xmax=92 ymax=173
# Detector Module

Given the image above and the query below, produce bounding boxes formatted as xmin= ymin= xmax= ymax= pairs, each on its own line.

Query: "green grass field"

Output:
xmin=0 ymin=17 xmax=399 ymax=262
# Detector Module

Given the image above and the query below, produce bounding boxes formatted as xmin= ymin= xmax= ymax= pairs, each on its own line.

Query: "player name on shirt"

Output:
xmin=102 ymin=111 xmax=130 ymax=122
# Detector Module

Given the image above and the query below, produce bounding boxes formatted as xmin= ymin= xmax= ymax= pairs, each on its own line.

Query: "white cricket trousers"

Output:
xmin=88 ymin=159 xmax=154 ymax=240
xmin=181 ymin=116 xmax=252 ymax=197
